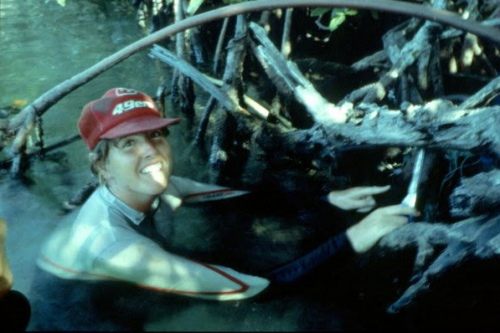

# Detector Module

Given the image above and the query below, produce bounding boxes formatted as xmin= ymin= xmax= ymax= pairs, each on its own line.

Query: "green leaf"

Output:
xmin=56 ymin=0 xmax=66 ymax=6
xmin=371 ymin=11 xmax=379 ymax=20
xmin=186 ymin=0 xmax=204 ymax=15
xmin=310 ymin=8 xmax=331 ymax=17
xmin=344 ymin=9 xmax=358 ymax=16
xmin=328 ymin=13 xmax=346 ymax=31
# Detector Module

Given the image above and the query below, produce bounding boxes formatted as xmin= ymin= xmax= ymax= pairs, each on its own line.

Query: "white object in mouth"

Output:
xmin=141 ymin=162 xmax=162 ymax=174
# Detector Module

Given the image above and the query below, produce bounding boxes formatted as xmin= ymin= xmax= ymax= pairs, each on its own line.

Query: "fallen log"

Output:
xmin=254 ymin=99 xmax=500 ymax=160
xmin=250 ymin=21 xmax=349 ymax=125
xmin=377 ymin=212 xmax=500 ymax=316
xmin=149 ymin=44 xmax=238 ymax=112
xmin=449 ymin=169 xmax=500 ymax=218
xmin=208 ymin=15 xmax=249 ymax=183
xmin=247 ymin=20 xmax=500 ymax=158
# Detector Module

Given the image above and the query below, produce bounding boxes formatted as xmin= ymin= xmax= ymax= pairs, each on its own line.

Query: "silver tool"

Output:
xmin=401 ymin=148 xmax=425 ymax=221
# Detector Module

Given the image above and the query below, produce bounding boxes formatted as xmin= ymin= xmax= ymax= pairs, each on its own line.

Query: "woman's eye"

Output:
xmin=150 ymin=130 xmax=162 ymax=139
xmin=122 ymin=139 xmax=134 ymax=148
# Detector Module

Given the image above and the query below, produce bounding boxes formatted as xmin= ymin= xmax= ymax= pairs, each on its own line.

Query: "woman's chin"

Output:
xmin=149 ymin=182 xmax=168 ymax=195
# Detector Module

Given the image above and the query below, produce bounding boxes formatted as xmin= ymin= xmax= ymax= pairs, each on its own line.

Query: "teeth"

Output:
xmin=141 ymin=162 xmax=162 ymax=174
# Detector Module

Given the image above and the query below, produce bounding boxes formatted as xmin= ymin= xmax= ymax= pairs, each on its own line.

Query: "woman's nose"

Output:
xmin=139 ymin=138 xmax=157 ymax=157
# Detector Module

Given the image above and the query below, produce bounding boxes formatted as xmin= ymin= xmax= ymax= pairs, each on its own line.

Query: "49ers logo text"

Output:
xmin=112 ymin=100 xmax=154 ymax=115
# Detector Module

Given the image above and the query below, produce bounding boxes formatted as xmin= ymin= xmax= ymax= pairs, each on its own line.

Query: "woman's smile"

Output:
xmin=140 ymin=162 xmax=163 ymax=174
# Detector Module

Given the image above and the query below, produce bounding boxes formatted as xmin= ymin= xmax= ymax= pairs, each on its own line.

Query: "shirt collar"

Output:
xmin=98 ymin=186 xmax=160 ymax=226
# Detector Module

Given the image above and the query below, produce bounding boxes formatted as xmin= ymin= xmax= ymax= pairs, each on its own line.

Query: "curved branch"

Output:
xmin=2 ymin=0 xmax=499 ymax=131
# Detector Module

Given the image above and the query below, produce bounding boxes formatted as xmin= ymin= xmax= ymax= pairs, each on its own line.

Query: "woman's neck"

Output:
xmin=106 ymin=185 xmax=156 ymax=213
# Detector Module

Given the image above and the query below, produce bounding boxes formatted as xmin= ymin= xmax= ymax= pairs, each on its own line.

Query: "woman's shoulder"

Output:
xmin=37 ymin=187 xmax=127 ymax=278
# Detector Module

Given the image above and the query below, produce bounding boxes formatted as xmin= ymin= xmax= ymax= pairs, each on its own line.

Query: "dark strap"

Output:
xmin=265 ymin=232 xmax=354 ymax=284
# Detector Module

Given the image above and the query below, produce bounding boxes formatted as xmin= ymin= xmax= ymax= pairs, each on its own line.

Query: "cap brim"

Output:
xmin=100 ymin=116 xmax=181 ymax=139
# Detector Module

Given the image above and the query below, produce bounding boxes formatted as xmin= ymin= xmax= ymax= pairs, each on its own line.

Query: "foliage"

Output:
xmin=310 ymin=7 xmax=358 ymax=31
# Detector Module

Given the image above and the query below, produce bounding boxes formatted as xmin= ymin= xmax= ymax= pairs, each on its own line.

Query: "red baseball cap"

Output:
xmin=78 ymin=88 xmax=181 ymax=150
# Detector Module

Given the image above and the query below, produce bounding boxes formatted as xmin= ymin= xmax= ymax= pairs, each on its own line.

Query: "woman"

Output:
xmin=34 ymin=88 xmax=418 ymax=329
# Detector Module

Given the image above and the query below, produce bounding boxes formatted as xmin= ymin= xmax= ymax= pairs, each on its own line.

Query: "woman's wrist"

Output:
xmin=346 ymin=222 xmax=383 ymax=254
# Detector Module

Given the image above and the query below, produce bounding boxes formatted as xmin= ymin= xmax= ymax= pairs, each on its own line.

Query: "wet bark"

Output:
xmin=171 ymin=0 xmax=195 ymax=123
xmin=149 ymin=45 xmax=237 ymax=111
xmin=208 ymin=15 xmax=249 ymax=184
xmin=212 ymin=17 xmax=230 ymax=76
xmin=448 ymin=169 xmax=500 ymax=218
xmin=377 ymin=213 xmax=500 ymax=316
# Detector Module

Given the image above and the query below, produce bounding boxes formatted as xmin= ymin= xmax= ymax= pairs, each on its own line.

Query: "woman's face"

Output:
xmin=103 ymin=129 xmax=173 ymax=212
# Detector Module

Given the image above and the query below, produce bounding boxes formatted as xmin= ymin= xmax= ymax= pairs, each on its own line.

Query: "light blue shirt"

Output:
xmin=37 ymin=176 xmax=269 ymax=300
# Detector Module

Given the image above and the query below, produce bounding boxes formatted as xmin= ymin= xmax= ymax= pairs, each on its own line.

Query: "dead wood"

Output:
xmin=208 ymin=15 xmax=249 ymax=183
xmin=220 ymin=15 xmax=248 ymax=103
xmin=281 ymin=9 xmax=294 ymax=59
xmin=195 ymin=96 xmax=217 ymax=148
xmin=341 ymin=19 xmax=442 ymax=105
xmin=213 ymin=17 xmax=230 ymax=75
xmin=0 ymin=134 xmax=81 ymax=170
xmin=427 ymin=40 xmax=445 ymax=97
xmin=171 ymin=0 xmax=195 ymax=123
xmin=155 ymin=83 xmax=168 ymax=118
xmin=459 ymin=75 xmax=500 ymax=108
xmin=250 ymin=21 xmax=348 ymax=125
xmin=188 ymin=26 xmax=206 ymax=65
xmin=350 ymin=51 xmax=390 ymax=73
xmin=245 ymin=11 xmax=500 ymax=159
xmin=63 ymin=180 xmax=99 ymax=211
xmin=374 ymin=101 xmax=497 ymax=153
xmin=149 ymin=45 xmax=271 ymax=124
xmin=449 ymin=169 xmax=500 ymax=218
xmin=341 ymin=0 xmax=460 ymax=106
xmin=377 ymin=213 xmax=500 ymax=315
xmin=149 ymin=44 xmax=238 ymax=112
xmin=295 ymin=58 xmax=355 ymax=77
xmin=247 ymin=19 xmax=500 ymax=162
xmin=259 ymin=8 xmax=295 ymax=129
xmin=208 ymin=111 xmax=232 ymax=184
xmin=254 ymin=125 xmax=338 ymax=177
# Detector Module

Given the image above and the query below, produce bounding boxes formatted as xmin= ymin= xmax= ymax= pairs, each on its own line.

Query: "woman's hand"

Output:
xmin=346 ymin=204 xmax=420 ymax=253
xmin=327 ymin=185 xmax=391 ymax=213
